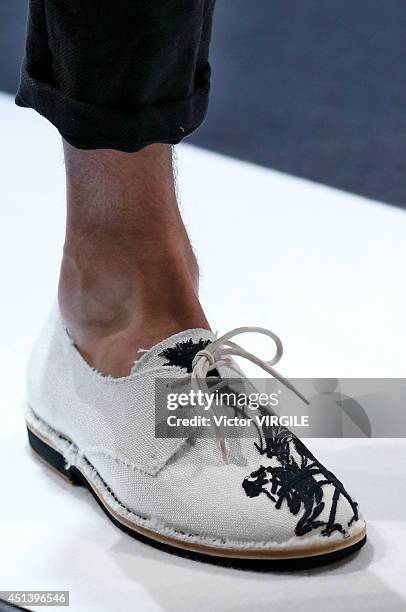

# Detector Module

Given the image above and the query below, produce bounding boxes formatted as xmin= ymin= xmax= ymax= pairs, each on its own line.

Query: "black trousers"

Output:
xmin=16 ymin=0 xmax=216 ymax=152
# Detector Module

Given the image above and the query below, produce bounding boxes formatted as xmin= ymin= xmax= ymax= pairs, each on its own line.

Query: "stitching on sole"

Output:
xmin=25 ymin=407 xmax=366 ymax=554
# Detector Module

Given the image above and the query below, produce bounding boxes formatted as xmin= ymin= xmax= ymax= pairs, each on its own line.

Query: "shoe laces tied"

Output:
xmin=179 ymin=326 xmax=309 ymax=464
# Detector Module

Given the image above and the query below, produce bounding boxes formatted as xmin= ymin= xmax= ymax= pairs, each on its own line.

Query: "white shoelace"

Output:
xmin=178 ymin=326 xmax=309 ymax=463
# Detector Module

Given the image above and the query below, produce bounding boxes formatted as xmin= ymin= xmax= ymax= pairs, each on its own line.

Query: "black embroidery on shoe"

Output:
xmin=159 ymin=339 xmax=211 ymax=373
xmin=242 ymin=425 xmax=358 ymax=537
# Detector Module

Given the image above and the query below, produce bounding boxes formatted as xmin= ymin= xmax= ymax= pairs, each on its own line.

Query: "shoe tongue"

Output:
xmin=131 ymin=328 xmax=217 ymax=374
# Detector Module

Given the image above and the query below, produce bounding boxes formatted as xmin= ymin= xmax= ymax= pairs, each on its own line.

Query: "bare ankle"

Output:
xmin=60 ymin=141 xmax=209 ymax=376
xmin=58 ymin=240 xmax=208 ymax=375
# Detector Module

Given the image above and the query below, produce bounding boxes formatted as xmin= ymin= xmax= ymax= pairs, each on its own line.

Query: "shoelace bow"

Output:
xmin=178 ymin=326 xmax=309 ymax=463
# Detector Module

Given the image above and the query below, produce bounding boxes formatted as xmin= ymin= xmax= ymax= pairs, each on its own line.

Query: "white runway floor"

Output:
xmin=1 ymin=91 xmax=406 ymax=611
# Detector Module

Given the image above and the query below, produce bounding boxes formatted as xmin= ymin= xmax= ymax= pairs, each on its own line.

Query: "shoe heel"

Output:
xmin=27 ymin=426 xmax=83 ymax=486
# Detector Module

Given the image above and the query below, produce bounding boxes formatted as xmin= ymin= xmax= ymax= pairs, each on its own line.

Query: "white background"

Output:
xmin=1 ymin=92 xmax=406 ymax=611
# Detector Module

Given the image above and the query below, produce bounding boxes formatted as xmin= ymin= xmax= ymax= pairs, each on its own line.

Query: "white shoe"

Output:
xmin=26 ymin=308 xmax=366 ymax=568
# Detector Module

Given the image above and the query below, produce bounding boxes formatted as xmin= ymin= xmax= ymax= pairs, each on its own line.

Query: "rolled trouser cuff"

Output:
xmin=16 ymin=68 xmax=210 ymax=152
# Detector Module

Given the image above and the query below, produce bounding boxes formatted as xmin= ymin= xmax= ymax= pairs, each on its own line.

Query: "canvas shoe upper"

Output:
xmin=25 ymin=307 xmax=366 ymax=561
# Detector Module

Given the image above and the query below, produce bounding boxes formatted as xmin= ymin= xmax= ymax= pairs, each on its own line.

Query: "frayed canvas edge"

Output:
xmin=25 ymin=403 xmax=187 ymax=476
xmin=25 ymin=406 xmax=365 ymax=552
